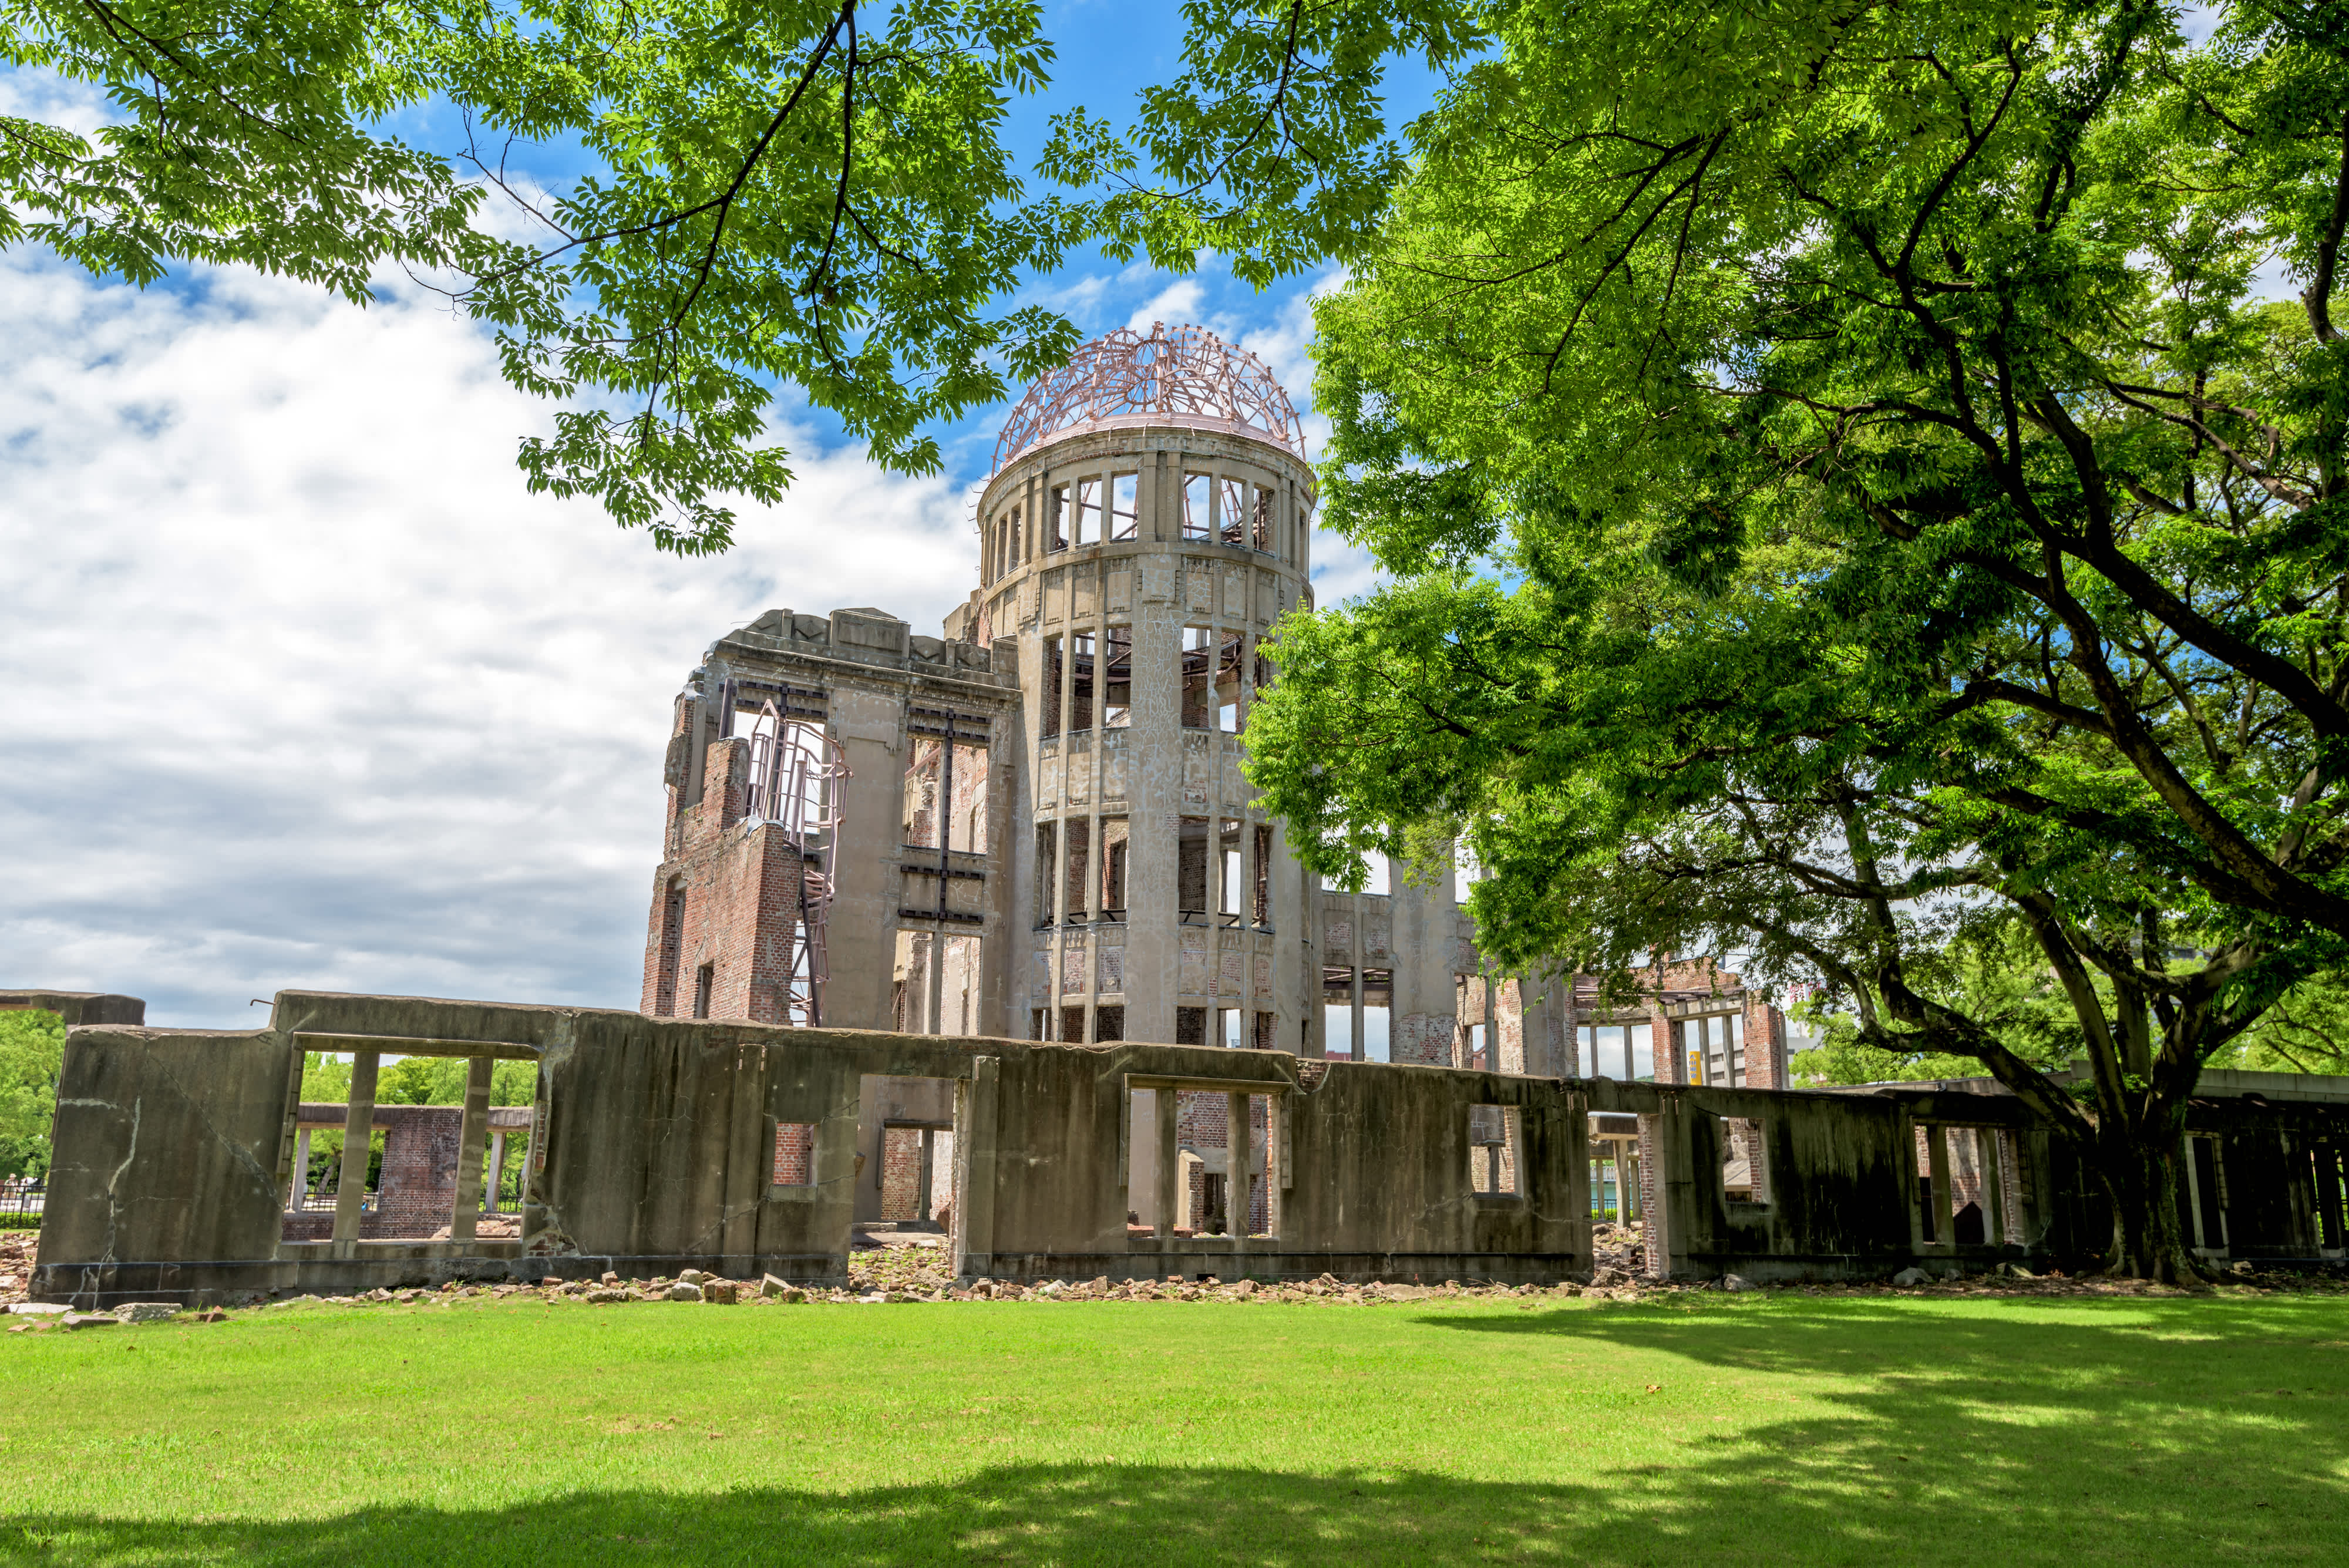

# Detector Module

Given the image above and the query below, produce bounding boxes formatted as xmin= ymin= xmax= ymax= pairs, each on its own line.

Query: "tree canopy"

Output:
xmin=1246 ymin=0 xmax=2349 ymax=1279
xmin=1 ymin=0 xmax=1470 ymax=550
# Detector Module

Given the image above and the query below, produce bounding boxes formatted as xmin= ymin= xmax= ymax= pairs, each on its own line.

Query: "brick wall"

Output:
xmin=639 ymin=714 xmax=807 ymax=1023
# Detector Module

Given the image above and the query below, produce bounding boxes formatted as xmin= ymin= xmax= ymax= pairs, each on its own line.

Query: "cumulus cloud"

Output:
xmin=0 ymin=254 xmax=977 ymax=1026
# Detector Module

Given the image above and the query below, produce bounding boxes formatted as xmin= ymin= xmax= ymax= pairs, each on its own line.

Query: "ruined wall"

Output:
xmin=34 ymin=991 xmax=2349 ymax=1307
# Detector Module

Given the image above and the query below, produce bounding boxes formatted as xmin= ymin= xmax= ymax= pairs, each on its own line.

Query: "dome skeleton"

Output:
xmin=992 ymin=322 xmax=1305 ymax=473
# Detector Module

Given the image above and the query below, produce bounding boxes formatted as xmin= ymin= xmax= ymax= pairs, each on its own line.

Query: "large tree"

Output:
xmin=2 ymin=0 xmax=1468 ymax=549
xmin=1246 ymin=0 xmax=2349 ymax=1281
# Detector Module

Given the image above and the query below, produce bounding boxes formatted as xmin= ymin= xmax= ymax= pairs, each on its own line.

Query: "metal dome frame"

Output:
xmin=991 ymin=322 xmax=1305 ymax=473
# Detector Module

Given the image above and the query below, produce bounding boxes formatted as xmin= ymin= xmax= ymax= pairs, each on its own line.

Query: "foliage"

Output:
xmin=1246 ymin=0 xmax=2349 ymax=1279
xmin=4 ymin=0 xmax=1092 ymax=551
xmin=376 ymin=1054 xmax=536 ymax=1107
xmin=0 ymin=1010 xmax=64 ymax=1177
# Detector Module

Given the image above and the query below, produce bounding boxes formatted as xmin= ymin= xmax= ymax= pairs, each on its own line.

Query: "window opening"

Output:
xmin=1251 ymin=486 xmax=1273 ymax=552
xmin=1469 ymin=1106 xmax=1520 ymax=1196
xmin=1042 ymin=635 xmax=1064 ymax=737
xmin=1096 ymin=1004 xmax=1125 ymax=1041
xmin=1048 ymin=483 xmax=1070 ymax=550
xmin=1252 ymin=635 xmax=1274 ymax=694
xmin=1323 ymin=965 xmax=1355 ymax=1059
xmin=1181 ymin=626 xmax=1212 ymax=728
xmin=1110 ymin=474 xmax=1139 ymax=541
xmin=1182 ymin=473 xmax=1211 ymax=540
xmin=1062 ymin=1004 xmax=1087 ymax=1043
xmin=1034 ymin=824 xmax=1058 ymax=927
xmin=1103 ymin=626 xmax=1132 ymax=725
xmin=1254 ymin=1011 xmax=1277 ymax=1051
xmin=1177 ymin=816 xmax=1210 ymax=915
xmin=772 ymin=1122 xmax=816 ymax=1187
xmin=1075 ymin=477 xmax=1102 ymax=546
xmin=1363 ymin=855 xmax=1391 ymax=896
xmin=654 ymin=880 xmax=686 ymax=1016
xmin=1217 ymin=630 xmax=1245 ymax=732
xmin=1219 ymin=477 xmax=1248 ymax=547
xmin=1063 ymin=819 xmax=1093 ymax=922
xmin=1100 ymin=816 xmax=1129 ymax=914
xmin=1362 ymin=968 xmax=1392 ymax=1062
xmin=692 ymin=963 xmax=715 ymax=1019
xmin=1453 ymin=845 xmax=1481 ymax=904
xmin=1252 ymin=824 xmax=1273 ymax=926
xmin=1174 ymin=1007 xmax=1206 ymax=1047
xmin=1219 ymin=818 xmax=1244 ymax=923
xmin=1069 ymin=631 xmax=1096 ymax=732
xmin=1219 ymin=1007 xmax=1243 ymax=1049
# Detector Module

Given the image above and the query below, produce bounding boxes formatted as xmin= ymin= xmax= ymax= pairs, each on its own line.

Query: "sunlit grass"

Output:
xmin=4 ymin=1290 xmax=2344 ymax=1564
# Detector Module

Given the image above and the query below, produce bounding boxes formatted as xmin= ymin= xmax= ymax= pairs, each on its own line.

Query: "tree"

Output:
xmin=0 ymin=1010 xmax=65 ymax=1177
xmin=1246 ymin=0 xmax=2349 ymax=1281
xmin=4 ymin=0 xmax=1096 ymax=550
xmin=2 ymin=0 xmax=1469 ymax=551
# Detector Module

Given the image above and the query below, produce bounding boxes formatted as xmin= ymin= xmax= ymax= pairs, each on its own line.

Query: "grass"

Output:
xmin=3 ymin=1288 xmax=2346 ymax=1564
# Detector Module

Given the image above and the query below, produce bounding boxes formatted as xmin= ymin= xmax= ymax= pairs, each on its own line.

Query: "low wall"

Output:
xmin=29 ymin=991 xmax=2349 ymax=1305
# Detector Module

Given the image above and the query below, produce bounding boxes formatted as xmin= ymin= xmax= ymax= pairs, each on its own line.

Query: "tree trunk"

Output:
xmin=2094 ymin=1132 xmax=2207 ymax=1286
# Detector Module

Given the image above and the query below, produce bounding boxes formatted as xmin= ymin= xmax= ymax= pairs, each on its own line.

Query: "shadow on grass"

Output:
xmin=14 ymin=1297 xmax=2347 ymax=1565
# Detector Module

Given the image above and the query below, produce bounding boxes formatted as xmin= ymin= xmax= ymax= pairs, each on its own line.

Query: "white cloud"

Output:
xmin=0 ymin=254 xmax=977 ymax=1027
xmin=1126 ymin=278 xmax=1204 ymax=332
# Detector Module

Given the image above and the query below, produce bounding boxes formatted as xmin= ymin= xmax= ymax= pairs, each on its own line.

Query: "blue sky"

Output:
xmin=0 ymin=5 xmax=1436 ymax=1026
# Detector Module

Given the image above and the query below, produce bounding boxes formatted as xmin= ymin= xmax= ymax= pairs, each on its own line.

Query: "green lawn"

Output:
xmin=4 ymin=1288 xmax=2345 ymax=1564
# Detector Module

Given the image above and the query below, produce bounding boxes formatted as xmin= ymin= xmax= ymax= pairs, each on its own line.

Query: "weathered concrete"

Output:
xmin=0 ymin=991 xmax=145 ymax=1027
xmin=32 ymin=989 xmax=2349 ymax=1307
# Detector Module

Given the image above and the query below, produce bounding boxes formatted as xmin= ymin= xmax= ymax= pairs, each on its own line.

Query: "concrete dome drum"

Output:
xmin=992 ymin=321 xmax=1306 ymax=472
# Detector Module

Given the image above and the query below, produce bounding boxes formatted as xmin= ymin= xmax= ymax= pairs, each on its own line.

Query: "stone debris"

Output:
xmin=113 ymin=1301 xmax=178 ymax=1323
xmin=663 ymin=1281 xmax=705 ymax=1302
xmin=1892 ymin=1267 xmax=1932 ymax=1287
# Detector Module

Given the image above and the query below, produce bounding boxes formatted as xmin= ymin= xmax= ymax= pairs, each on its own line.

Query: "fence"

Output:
xmin=0 ymin=1178 xmax=45 ymax=1222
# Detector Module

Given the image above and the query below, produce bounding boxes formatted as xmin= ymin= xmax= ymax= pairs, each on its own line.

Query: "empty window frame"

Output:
xmin=1252 ymin=824 xmax=1273 ymax=927
xmin=1110 ymin=473 xmax=1139 ymax=541
xmin=1453 ymin=844 xmax=1481 ymax=904
xmin=1681 ymin=1014 xmax=1745 ymax=1086
xmin=1251 ymin=486 xmax=1274 ymax=552
xmin=1362 ymin=968 xmax=1393 ymax=1062
xmin=772 ymin=1122 xmax=816 ymax=1187
xmin=1219 ymin=818 xmax=1244 ymax=921
xmin=1063 ymin=818 xmax=1093 ymax=922
xmin=1582 ymin=1022 xmax=1656 ymax=1081
xmin=1034 ymin=824 xmax=1058 ymax=927
xmin=1075 ymin=477 xmax=1103 ymax=546
xmin=1042 ymin=635 xmax=1065 ymax=737
xmin=1363 ymin=854 xmax=1391 ymax=897
xmin=1174 ymin=1006 xmax=1207 ymax=1046
xmin=1180 ymin=626 xmax=1213 ymax=728
xmin=1253 ymin=1011 xmax=1277 ymax=1051
xmin=1177 ymin=816 xmax=1210 ymax=915
xmin=901 ymin=737 xmax=944 ymax=848
xmin=1219 ymin=477 xmax=1248 ymax=547
xmin=1219 ymin=1007 xmax=1244 ymax=1049
xmin=692 ymin=963 xmax=715 ymax=1019
xmin=1069 ymin=630 xmax=1096 ymax=732
xmin=1062 ymin=1004 xmax=1087 ymax=1043
xmin=1096 ymin=1004 xmax=1126 ymax=1041
xmin=1103 ymin=626 xmax=1132 ymax=726
xmin=1099 ymin=816 xmax=1130 ymax=914
xmin=654 ymin=879 xmax=686 ymax=1016
xmin=1182 ymin=473 xmax=1212 ymax=540
xmin=1216 ymin=630 xmax=1245 ymax=732
xmin=1252 ymin=635 xmax=1274 ymax=695
xmin=1323 ymin=965 xmax=1355 ymax=1059
xmin=1048 ymin=483 xmax=1071 ymax=551
xmin=1469 ymin=1106 xmax=1520 ymax=1196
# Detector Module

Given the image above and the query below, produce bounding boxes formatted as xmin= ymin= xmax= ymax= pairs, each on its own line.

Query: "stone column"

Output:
xmin=332 ymin=1052 xmax=379 ymax=1247
xmin=1154 ymin=1087 xmax=1179 ymax=1242
xmin=449 ymin=1055 xmax=494 ymax=1244
xmin=484 ymin=1130 xmax=506 ymax=1214
xmin=1227 ymin=1089 xmax=1251 ymax=1258
xmin=288 ymin=1128 xmax=311 ymax=1213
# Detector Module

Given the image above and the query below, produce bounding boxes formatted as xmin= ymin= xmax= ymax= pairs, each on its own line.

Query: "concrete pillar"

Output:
xmin=1228 ymin=1090 xmax=1251 ymax=1255
xmin=1976 ymin=1126 xmax=2004 ymax=1246
xmin=332 ymin=1052 xmax=379 ymax=1247
xmin=1154 ymin=1086 xmax=1179 ymax=1241
xmin=1926 ymin=1124 xmax=1952 ymax=1246
xmin=449 ymin=1055 xmax=494 ymax=1244
xmin=288 ymin=1128 xmax=311 ymax=1213
xmin=485 ymin=1130 xmax=507 ymax=1214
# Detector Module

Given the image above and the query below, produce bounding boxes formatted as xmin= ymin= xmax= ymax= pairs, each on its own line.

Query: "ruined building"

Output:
xmin=635 ymin=325 xmax=1791 ymax=1229
xmin=25 ymin=331 xmax=2349 ymax=1307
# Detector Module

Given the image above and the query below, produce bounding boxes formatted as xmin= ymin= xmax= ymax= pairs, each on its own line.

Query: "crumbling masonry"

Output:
xmin=18 ymin=329 xmax=2349 ymax=1305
